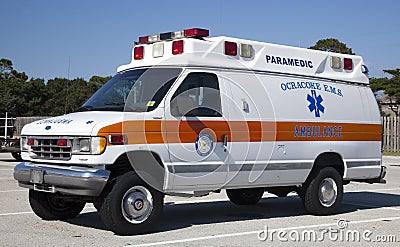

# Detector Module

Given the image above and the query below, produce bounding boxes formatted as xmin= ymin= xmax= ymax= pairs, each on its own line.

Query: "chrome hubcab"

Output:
xmin=318 ymin=178 xmax=337 ymax=207
xmin=121 ymin=186 xmax=153 ymax=223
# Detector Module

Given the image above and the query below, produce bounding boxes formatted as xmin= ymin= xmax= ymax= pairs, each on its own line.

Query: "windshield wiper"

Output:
xmin=104 ymin=102 xmax=125 ymax=106
xmin=77 ymin=105 xmax=94 ymax=112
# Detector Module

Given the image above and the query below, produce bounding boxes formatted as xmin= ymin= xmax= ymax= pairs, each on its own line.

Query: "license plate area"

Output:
xmin=33 ymin=184 xmax=55 ymax=193
xmin=30 ymin=169 xmax=44 ymax=184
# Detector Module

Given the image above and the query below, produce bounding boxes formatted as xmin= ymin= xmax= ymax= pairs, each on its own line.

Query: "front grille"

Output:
xmin=30 ymin=137 xmax=73 ymax=160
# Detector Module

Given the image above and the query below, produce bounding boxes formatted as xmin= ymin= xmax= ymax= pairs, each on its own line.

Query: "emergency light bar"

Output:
xmin=138 ymin=28 xmax=209 ymax=45
xmin=133 ymin=28 xmax=252 ymax=60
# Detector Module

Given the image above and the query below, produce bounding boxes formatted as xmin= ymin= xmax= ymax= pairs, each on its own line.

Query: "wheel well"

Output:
xmin=106 ymin=151 xmax=165 ymax=181
xmin=311 ymin=152 xmax=344 ymax=177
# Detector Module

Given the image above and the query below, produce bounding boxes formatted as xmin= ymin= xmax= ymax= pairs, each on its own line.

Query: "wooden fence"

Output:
xmin=14 ymin=117 xmax=48 ymax=135
xmin=382 ymin=117 xmax=400 ymax=152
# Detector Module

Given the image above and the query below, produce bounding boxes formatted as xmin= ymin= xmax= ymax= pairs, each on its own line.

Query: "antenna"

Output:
xmin=65 ymin=56 xmax=70 ymax=114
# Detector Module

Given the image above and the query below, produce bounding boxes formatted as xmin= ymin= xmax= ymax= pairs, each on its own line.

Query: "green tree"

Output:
xmin=309 ymin=38 xmax=355 ymax=55
xmin=370 ymin=69 xmax=400 ymax=116
xmin=0 ymin=58 xmax=28 ymax=81
xmin=0 ymin=58 xmax=29 ymax=116
xmin=1 ymin=58 xmax=113 ymax=117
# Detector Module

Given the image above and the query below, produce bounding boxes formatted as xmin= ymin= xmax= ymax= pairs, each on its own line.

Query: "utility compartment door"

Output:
xmin=164 ymin=71 xmax=230 ymax=190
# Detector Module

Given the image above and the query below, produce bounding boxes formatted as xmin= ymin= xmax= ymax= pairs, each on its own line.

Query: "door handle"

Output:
xmin=222 ymin=134 xmax=228 ymax=147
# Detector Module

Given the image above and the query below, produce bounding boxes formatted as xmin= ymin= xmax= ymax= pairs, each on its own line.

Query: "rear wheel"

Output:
xmin=29 ymin=190 xmax=85 ymax=220
xmin=99 ymin=171 xmax=164 ymax=235
xmin=301 ymin=167 xmax=343 ymax=215
xmin=226 ymin=188 xmax=264 ymax=205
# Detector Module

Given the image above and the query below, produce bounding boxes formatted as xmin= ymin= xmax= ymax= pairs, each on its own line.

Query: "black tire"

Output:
xmin=28 ymin=190 xmax=85 ymax=220
xmin=99 ymin=171 xmax=164 ymax=235
xmin=10 ymin=141 xmax=22 ymax=161
xmin=301 ymin=167 xmax=343 ymax=215
xmin=92 ymin=199 xmax=103 ymax=212
xmin=11 ymin=152 xmax=22 ymax=161
xmin=226 ymin=188 xmax=264 ymax=205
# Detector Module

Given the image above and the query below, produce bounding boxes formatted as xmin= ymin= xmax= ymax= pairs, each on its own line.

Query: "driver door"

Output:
xmin=164 ymin=71 xmax=230 ymax=190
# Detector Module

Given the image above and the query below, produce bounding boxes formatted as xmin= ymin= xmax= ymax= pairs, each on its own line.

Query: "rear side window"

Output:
xmin=170 ymin=72 xmax=222 ymax=117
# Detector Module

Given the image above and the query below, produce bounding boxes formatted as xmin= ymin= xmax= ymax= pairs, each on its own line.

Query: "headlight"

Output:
xmin=72 ymin=137 xmax=107 ymax=154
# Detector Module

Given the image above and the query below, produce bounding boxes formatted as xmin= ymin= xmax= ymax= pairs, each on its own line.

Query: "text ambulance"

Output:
xmin=14 ymin=28 xmax=386 ymax=235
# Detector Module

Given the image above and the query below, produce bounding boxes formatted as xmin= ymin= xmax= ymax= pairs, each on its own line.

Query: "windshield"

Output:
xmin=81 ymin=68 xmax=182 ymax=112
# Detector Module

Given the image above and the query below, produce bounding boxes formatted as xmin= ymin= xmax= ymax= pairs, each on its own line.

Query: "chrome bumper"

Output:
xmin=13 ymin=162 xmax=110 ymax=196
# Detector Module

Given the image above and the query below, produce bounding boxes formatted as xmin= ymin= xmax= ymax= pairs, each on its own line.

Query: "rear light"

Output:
xmin=27 ymin=138 xmax=35 ymax=146
xmin=134 ymin=46 xmax=144 ymax=60
xmin=344 ymin=58 xmax=353 ymax=70
xmin=109 ymin=134 xmax=127 ymax=145
xmin=57 ymin=139 xmax=68 ymax=146
xmin=172 ymin=40 xmax=184 ymax=55
xmin=224 ymin=41 xmax=237 ymax=56
xmin=184 ymin=28 xmax=209 ymax=38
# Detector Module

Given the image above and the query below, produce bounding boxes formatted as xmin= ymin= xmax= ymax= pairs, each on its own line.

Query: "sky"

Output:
xmin=1 ymin=0 xmax=399 ymax=81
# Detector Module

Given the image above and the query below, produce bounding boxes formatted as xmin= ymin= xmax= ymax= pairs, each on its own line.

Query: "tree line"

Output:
xmin=0 ymin=58 xmax=110 ymax=117
xmin=1 ymin=38 xmax=399 ymax=117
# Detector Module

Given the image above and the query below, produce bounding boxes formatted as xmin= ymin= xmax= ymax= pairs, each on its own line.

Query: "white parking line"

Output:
xmin=0 ymin=169 xmax=13 ymax=171
xmin=0 ymin=189 xmax=26 ymax=193
xmin=0 ymin=164 xmax=17 ymax=167
xmin=0 ymin=211 xmax=33 ymax=217
xmin=367 ymin=187 xmax=400 ymax=192
xmin=343 ymin=202 xmax=400 ymax=211
xmin=345 ymin=187 xmax=400 ymax=193
xmin=128 ymin=216 xmax=400 ymax=246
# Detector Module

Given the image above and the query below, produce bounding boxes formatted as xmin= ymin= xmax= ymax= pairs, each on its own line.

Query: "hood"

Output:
xmin=21 ymin=112 xmax=124 ymax=136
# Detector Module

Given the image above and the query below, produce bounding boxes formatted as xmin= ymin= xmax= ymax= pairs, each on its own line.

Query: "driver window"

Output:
xmin=170 ymin=72 xmax=222 ymax=117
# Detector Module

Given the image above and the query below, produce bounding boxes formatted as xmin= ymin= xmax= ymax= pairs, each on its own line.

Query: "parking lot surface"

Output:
xmin=1 ymin=153 xmax=399 ymax=246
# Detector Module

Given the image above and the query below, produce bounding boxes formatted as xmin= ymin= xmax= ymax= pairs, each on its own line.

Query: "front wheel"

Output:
xmin=301 ymin=167 xmax=343 ymax=215
xmin=29 ymin=190 xmax=85 ymax=220
xmin=99 ymin=171 xmax=164 ymax=235
xmin=226 ymin=188 xmax=264 ymax=205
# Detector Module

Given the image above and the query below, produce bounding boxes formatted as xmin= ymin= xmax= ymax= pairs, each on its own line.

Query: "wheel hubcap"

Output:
xmin=122 ymin=186 xmax=153 ymax=223
xmin=318 ymin=178 xmax=337 ymax=207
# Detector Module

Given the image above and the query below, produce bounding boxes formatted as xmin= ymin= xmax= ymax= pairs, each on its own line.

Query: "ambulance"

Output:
xmin=14 ymin=28 xmax=386 ymax=235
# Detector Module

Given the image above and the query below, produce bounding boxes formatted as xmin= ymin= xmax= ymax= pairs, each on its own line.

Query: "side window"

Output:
xmin=170 ymin=72 xmax=222 ymax=117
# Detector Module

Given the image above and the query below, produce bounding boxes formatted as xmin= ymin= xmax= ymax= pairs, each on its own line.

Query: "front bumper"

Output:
xmin=13 ymin=162 xmax=110 ymax=196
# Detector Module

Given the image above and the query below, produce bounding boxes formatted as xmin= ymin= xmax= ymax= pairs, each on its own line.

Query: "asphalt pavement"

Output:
xmin=0 ymin=152 xmax=399 ymax=246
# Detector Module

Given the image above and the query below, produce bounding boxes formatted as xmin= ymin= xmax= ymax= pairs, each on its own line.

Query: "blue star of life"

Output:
xmin=307 ymin=90 xmax=325 ymax=117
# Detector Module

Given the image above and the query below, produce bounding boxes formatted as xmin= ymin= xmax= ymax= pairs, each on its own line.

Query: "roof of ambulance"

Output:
xmin=117 ymin=36 xmax=369 ymax=84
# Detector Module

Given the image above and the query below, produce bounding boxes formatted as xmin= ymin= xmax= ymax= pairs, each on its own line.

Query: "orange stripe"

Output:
xmin=97 ymin=120 xmax=382 ymax=145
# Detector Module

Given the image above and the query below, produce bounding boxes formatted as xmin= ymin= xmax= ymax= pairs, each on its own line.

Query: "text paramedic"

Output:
xmin=266 ymin=55 xmax=313 ymax=69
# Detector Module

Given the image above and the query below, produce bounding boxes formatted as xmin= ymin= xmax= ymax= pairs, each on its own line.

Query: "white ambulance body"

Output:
xmin=14 ymin=28 xmax=386 ymax=235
